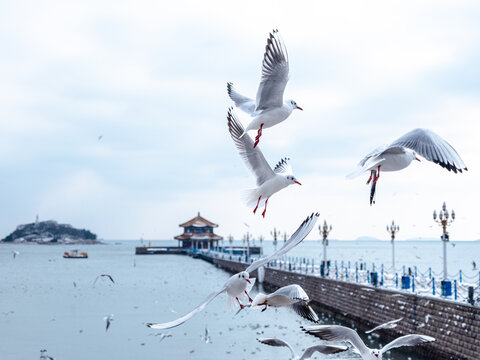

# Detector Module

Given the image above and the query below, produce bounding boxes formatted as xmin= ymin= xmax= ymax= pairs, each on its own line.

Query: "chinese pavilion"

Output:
xmin=174 ymin=212 xmax=223 ymax=249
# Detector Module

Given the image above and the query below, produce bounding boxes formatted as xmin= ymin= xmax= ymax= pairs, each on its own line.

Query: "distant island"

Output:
xmin=1 ymin=220 xmax=100 ymax=244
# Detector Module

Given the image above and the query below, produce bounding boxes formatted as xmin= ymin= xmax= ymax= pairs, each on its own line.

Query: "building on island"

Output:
xmin=174 ymin=212 xmax=223 ymax=250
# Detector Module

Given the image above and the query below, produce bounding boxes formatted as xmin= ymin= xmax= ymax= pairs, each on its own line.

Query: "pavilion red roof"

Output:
xmin=179 ymin=212 xmax=218 ymax=228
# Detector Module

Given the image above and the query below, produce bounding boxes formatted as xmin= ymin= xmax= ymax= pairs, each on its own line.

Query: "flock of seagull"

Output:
xmin=143 ymin=29 xmax=464 ymax=358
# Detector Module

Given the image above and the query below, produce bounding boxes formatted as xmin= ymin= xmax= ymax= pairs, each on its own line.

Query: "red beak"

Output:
xmin=295 ymin=181 xmax=302 ymax=185
xmin=296 ymin=106 xmax=303 ymax=111
xmin=415 ymin=157 xmax=421 ymax=162
xmin=246 ymin=279 xmax=251 ymax=284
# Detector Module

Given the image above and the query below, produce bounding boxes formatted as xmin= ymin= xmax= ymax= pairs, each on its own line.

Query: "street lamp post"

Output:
xmin=258 ymin=234 xmax=264 ymax=256
xmin=244 ymin=231 xmax=251 ymax=260
xmin=228 ymin=234 xmax=233 ymax=255
xmin=271 ymin=227 xmax=279 ymax=252
xmin=386 ymin=220 xmax=400 ymax=271
xmin=319 ymin=220 xmax=332 ymax=277
xmin=433 ymin=202 xmax=455 ymax=281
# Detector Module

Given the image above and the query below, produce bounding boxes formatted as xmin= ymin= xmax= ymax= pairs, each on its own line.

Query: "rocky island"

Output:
xmin=1 ymin=220 xmax=100 ymax=244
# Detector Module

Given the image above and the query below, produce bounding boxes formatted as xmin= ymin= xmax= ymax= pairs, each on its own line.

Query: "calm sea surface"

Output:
xmin=1 ymin=239 xmax=478 ymax=360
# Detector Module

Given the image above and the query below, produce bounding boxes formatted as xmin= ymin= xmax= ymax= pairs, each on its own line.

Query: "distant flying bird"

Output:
xmin=473 ymin=261 xmax=477 ymax=270
xmin=202 ymin=327 xmax=212 ymax=344
xmin=347 ymin=128 xmax=467 ymax=205
xmin=302 ymin=325 xmax=435 ymax=360
xmin=257 ymin=337 xmax=347 ymax=360
xmin=227 ymin=29 xmax=302 ymax=148
xmin=227 ymin=108 xmax=301 ymax=217
xmin=11 ymin=250 xmax=19 ymax=259
xmin=146 ymin=213 xmax=319 ymax=329
xmin=93 ymin=274 xmax=115 ymax=286
xmin=251 ymin=284 xmax=319 ymax=323
xmin=98 ymin=135 xmax=103 ymax=141
xmin=104 ymin=314 xmax=114 ymax=331
xmin=365 ymin=318 xmax=403 ymax=334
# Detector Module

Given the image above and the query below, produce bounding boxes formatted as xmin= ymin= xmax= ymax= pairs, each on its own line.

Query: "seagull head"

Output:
xmin=238 ymin=271 xmax=251 ymax=284
xmin=408 ymin=150 xmax=421 ymax=162
xmin=372 ymin=350 xmax=381 ymax=359
xmin=287 ymin=99 xmax=303 ymax=111
xmin=286 ymin=175 xmax=302 ymax=186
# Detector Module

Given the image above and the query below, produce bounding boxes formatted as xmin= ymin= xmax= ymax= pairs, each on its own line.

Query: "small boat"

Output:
xmin=63 ymin=250 xmax=88 ymax=259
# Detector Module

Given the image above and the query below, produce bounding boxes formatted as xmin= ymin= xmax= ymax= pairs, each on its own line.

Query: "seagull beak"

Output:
xmin=296 ymin=106 xmax=303 ymax=111
xmin=415 ymin=157 xmax=421 ymax=162
xmin=246 ymin=279 xmax=251 ymax=284
xmin=295 ymin=181 xmax=302 ymax=185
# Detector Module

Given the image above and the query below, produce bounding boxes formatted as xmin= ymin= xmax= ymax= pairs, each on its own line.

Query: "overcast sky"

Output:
xmin=1 ymin=0 xmax=479 ymax=241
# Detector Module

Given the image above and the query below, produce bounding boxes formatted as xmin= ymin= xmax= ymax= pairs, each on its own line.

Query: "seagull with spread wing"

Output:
xmin=93 ymin=274 xmax=115 ymax=286
xmin=227 ymin=29 xmax=302 ymax=148
xmin=347 ymin=128 xmax=467 ymax=205
xmin=365 ymin=318 xmax=402 ymax=334
xmin=257 ymin=337 xmax=347 ymax=360
xmin=302 ymin=324 xmax=435 ymax=359
xmin=251 ymin=284 xmax=319 ymax=323
xmin=146 ymin=213 xmax=319 ymax=330
xmin=228 ymin=107 xmax=301 ymax=217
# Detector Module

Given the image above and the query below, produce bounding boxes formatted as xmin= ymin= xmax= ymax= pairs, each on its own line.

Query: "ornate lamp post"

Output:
xmin=258 ymin=234 xmax=264 ymax=255
xmin=386 ymin=220 xmax=400 ymax=270
xmin=319 ymin=220 xmax=332 ymax=277
xmin=271 ymin=227 xmax=279 ymax=252
xmin=243 ymin=231 xmax=251 ymax=260
xmin=433 ymin=202 xmax=455 ymax=281
xmin=282 ymin=232 xmax=289 ymax=244
xmin=228 ymin=234 xmax=233 ymax=255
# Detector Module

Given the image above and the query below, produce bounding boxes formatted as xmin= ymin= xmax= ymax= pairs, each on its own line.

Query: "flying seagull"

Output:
xmin=228 ymin=108 xmax=301 ymax=217
xmin=146 ymin=213 xmax=319 ymax=329
xmin=251 ymin=284 xmax=319 ymax=322
xmin=257 ymin=337 xmax=347 ymax=360
xmin=302 ymin=324 xmax=435 ymax=359
xmin=11 ymin=250 xmax=19 ymax=259
xmin=365 ymin=318 xmax=403 ymax=334
xmin=104 ymin=314 xmax=114 ymax=331
xmin=227 ymin=29 xmax=302 ymax=148
xmin=202 ymin=327 xmax=212 ymax=344
xmin=93 ymin=274 xmax=115 ymax=286
xmin=347 ymin=128 xmax=467 ymax=205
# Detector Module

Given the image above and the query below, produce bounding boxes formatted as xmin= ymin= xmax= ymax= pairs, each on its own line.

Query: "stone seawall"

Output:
xmin=213 ymin=258 xmax=480 ymax=360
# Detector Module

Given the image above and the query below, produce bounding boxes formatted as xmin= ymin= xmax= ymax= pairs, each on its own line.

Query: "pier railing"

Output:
xmin=199 ymin=249 xmax=480 ymax=306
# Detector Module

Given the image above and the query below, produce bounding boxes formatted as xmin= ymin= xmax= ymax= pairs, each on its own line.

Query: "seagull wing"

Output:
xmin=245 ymin=213 xmax=319 ymax=273
xmin=227 ymin=108 xmax=275 ymax=186
xmin=105 ymin=275 xmax=115 ymax=284
xmin=299 ymin=344 xmax=349 ymax=360
xmin=271 ymin=284 xmax=309 ymax=301
xmin=146 ymin=287 xmax=226 ymax=330
xmin=389 ymin=128 xmax=467 ymax=173
xmin=257 ymin=338 xmax=296 ymax=359
xmin=291 ymin=302 xmax=319 ymax=323
xmin=227 ymin=82 xmax=256 ymax=115
xmin=255 ymin=30 xmax=289 ymax=111
xmin=273 ymin=158 xmax=293 ymax=175
xmin=381 ymin=334 xmax=435 ymax=354
xmin=302 ymin=325 xmax=370 ymax=357
xmin=365 ymin=318 xmax=403 ymax=334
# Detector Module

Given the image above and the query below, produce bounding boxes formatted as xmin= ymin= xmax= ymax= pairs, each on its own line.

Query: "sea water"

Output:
xmin=1 ymin=240 xmax=477 ymax=360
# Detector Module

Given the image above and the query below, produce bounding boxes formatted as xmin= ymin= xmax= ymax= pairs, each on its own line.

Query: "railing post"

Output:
xmin=412 ymin=276 xmax=415 ymax=293
xmin=356 ymin=265 xmax=358 ymax=283
xmin=429 ymin=267 xmax=432 ymax=280
xmin=454 ymin=280 xmax=457 ymax=300
xmin=459 ymin=270 xmax=462 ymax=283
xmin=395 ymin=273 xmax=398 ymax=288
xmin=432 ymin=277 xmax=435 ymax=295
xmin=415 ymin=266 xmax=417 ymax=277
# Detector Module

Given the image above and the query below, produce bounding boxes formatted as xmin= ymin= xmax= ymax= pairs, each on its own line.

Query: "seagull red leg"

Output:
xmin=236 ymin=297 xmax=244 ymax=309
xmin=261 ymin=198 xmax=269 ymax=218
xmin=244 ymin=290 xmax=253 ymax=303
xmin=373 ymin=166 xmax=381 ymax=183
xmin=253 ymin=195 xmax=262 ymax=214
xmin=253 ymin=123 xmax=264 ymax=148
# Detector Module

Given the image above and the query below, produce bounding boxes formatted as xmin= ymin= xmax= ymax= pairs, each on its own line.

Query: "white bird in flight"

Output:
xmin=227 ymin=29 xmax=302 ymax=148
xmin=93 ymin=274 xmax=115 ymax=286
xmin=347 ymin=128 xmax=467 ymax=205
xmin=365 ymin=318 xmax=403 ymax=334
xmin=251 ymin=284 xmax=319 ymax=323
xmin=257 ymin=337 xmax=347 ymax=360
xmin=302 ymin=324 xmax=435 ymax=360
xmin=228 ymin=108 xmax=301 ymax=217
xmin=11 ymin=250 xmax=19 ymax=259
xmin=104 ymin=314 xmax=114 ymax=331
xmin=146 ymin=213 xmax=319 ymax=330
